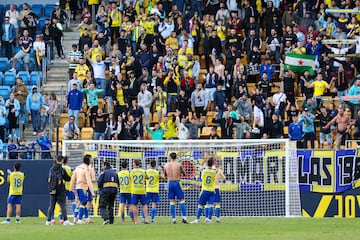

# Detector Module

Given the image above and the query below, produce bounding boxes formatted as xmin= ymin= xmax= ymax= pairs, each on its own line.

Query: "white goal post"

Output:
xmin=62 ymin=139 xmax=301 ymax=217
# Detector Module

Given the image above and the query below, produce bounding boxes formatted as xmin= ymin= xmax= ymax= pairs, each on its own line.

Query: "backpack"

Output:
xmin=48 ymin=167 xmax=63 ymax=195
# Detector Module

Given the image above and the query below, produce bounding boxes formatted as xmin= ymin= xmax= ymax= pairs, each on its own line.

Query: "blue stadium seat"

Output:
xmin=44 ymin=4 xmax=55 ymax=18
xmin=37 ymin=17 xmax=46 ymax=33
xmin=0 ymin=86 xmax=11 ymax=100
xmin=5 ymin=4 xmax=11 ymax=12
xmin=18 ymin=4 xmax=23 ymax=13
xmin=9 ymin=59 xmax=21 ymax=72
xmin=0 ymin=58 xmax=8 ymax=72
xmin=17 ymin=71 xmax=30 ymax=85
xmin=3 ymin=71 xmax=16 ymax=86
xmin=30 ymin=71 xmax=43 ymax=86
xmin=31 ymin=4 xmax=43 ymax=17
xmin=29 ymin=58 xmax=35 ymax=72
xmin=0 ymin=72 xmax=3 ymax=85
xmin=15 ymin=46 xmax=20 ymax=54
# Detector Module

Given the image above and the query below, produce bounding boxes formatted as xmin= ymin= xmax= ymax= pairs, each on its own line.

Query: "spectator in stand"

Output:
xmin=303 ymin=73 xmax=334 ymax=106
xmin=325 ymin=106 xmax=351 ymax=150
xmin=0 ymin=98 xmax=6 ymax=142
xmin=52 ymin=18 xmax=65 ymax=59
xmin=67 ymin=83 xmax=83 ymax=126
xmin=153 ymin=85 xmax=167 ymax=122
xmin=285 ymin=100 xmax=300 ymax=125
xmin=272 ymin=86 xmax=287 ymax=119
xmin=191 ymin=84 xmax=208 ymax=119
xmin=185 ymin=116 xmax=206 ymax=140
xmin=137 ymin=83 xmax=153 ymax=124
xmin=78 ymin=28 xmax=92 ymax=52
xmin=41 ymin=18 xmax=56 ymax=64
xmin=265 ymin=28 xmax=282 ymax=64
xmin=351 ymin=109 xmax=360 ymax=139
xmin=51 ymin=2 xmax=69 ymax=26
xmin=175 ymin=114 xmax=189 ymax=140
xmin=163 ymin=71 xmax=180 ymax=112
xmin=1 ymin=16 xmax=17 ymax=60
xmin=301 ymin=97 xmax=317 ymax=115
xmin=145 ymin=123 xmax=164 ymax=140
xmin=88 ymin=54 xmax=106 ymax=90
xmin=259 ymin=58 xmax=275 ymax=82
xmin=5 ymin=4 xmax=19 ymax=39
xmin=68 ymin=72 xmax=82 ymax=93
xmin=46 ymin=93 xmax=58 ymax=130
xmin=347 ymin=78 xmax=360 ymax=116
xmin=234 ymin=93 xmax=252 ymax=121
xmin=5 ymin=93 xmax=20 ymax=139
xmin=299 ymin=108 xmax=316 ymax=149
xmin=26 ymin=86 xmax=43 ymax=136
xmin=82 ymin=83 xmax=104 ymax=128
xmin=213 ymin=85 xmax=227 ymax=122
xmin=62 ymin=116 xmax=80 ymax=140
xmin=288 ymin=115 xmax=303 ymax=148
xmin=10 ymin=29 xmax=33 ymax=72
xmin=160 ymin=115 xmax=177 ymax=140
xmin=318 ymin=105 xmax=333 ymax=148
xmin=267 ymin=114 xmax=284 ymax=138
xmin=105 ymin=70 xmax=118 ymax=114
xmin=234 ymin=115 xmax=251 ymax=139
xmin=14 ymin=78 xmax=28 ymax=130
xmin=67 ymin=44 xmax=83 ymax=78
xmin=32 ymin=130 xmax=52 ymax=159
xmin=279 ymin=63 xmax=296 ymax=104
xmin=212 ymin=111 xmax=239 ymax=139
xmin=75 ymin=57 xmax=90 ymax=83
xmin=176 ymin=90 xmax=191 ymax=119
xmin=94 ymin=109 xmax=108 ymax=140
xmin=252 ymin=88 xmax=267 ymax=127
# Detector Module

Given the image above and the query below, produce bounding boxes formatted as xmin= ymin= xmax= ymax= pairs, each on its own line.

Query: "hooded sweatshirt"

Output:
xmin=26 ymin=86 xmax=43 ymax=112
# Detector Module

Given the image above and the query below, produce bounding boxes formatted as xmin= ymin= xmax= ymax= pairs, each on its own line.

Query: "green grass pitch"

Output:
xmin=1 ymin=217 xmax=360 ymax=240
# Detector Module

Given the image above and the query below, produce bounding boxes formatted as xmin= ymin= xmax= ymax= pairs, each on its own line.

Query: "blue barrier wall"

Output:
xmin=0 ymin=160 xmax=52 ymax=217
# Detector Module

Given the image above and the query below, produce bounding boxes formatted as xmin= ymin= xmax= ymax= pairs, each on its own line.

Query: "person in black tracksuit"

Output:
xmin=46 ymin=155 xmax=71 ymax=225
xmin=98 ymin=161 xmax=119 ymax=224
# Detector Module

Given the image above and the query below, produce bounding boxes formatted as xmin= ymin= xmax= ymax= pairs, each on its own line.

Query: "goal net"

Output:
xmin=62 ymin=139 xmax=301 ymax=217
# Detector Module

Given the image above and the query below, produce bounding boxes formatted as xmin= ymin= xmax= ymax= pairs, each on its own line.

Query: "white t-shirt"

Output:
xmin=33 ymin=41 xmax=45 ymax=51
xmin=5 ymin=10 xmax=19 ymax=28
xmin=91 ymin=61 xmax=106 ymax=79
xmin=331 ymin=47 xmax=349 ymax=67
xmin=272 ymin=92 xmax=287 ymax=110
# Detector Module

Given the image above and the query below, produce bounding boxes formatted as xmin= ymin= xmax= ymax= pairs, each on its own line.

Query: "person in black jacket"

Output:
xmin=42 ymin=18 xmax=56 ymax=63
xmin=212 ymin=111 xmax=240 ymax=139
xmin=98 ymin=161 xmax=119 ymax=225
xmin=46 ymin=155 xmax=72 ymax=225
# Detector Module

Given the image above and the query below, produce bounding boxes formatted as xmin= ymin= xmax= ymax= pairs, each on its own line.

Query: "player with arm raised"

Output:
xmin=118 ymin=160 xmax=134 ymax=222
xmin=130 ymin=159 xmax=149 ymax=224
xmin=214 ymin=160 xmax=226 ymax=223
xmin=69 ymin=154 xmax=94 ymax=224
xmin=164 ymin=152 xmax=189 ymax=224
xmin=191 ymin=158 xmax=217 ymax=224
xmin=145 ymin=160 xmax=164 ymax=223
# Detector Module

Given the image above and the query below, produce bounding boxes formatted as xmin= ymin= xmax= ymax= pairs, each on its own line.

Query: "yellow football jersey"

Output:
xmin=130 ymin=168 xmax=147 ymax=195
xmin=118 ymin=170 xmax=131 ymax=194
xmin=63 ymin=165 xmax=73 ymax=191
xmin=9 ymin=172 xmax=25 ymax=196
xmin=201 ymin=168 xmax=217 ymax=192
xmin=146 ymin=169 xmax=160 ymax=193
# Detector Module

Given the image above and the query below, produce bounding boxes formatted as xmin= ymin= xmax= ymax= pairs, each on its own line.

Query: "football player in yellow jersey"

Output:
xmin=1 ymin=163 xmax=24 ymax=224
xmin=118 ymin=160 xmax=134 ymax=222
xmin=61 ymin=157 xmax=77 ymax=223
xmin=145 ymin=160 xmax=164 ymax=223
xmin=130 ymin=159 xmax=148 ymax=224
xmin=191 ymin=158 xmax=217 ymax=224
xmin=214 ymin=160 xmax=226 ymax=223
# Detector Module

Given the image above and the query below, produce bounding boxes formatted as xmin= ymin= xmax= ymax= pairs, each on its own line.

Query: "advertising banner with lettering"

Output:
xmin=298 ymin=149 xmax=360 ymax=217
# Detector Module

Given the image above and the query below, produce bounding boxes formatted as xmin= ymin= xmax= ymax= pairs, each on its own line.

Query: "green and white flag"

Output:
xmin=284 ymin=53 xmax=316 ymax=74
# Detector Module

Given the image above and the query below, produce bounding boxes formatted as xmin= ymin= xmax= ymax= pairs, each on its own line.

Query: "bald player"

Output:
xmin=164 ymin=152 xmax=188 ymax=224
xmin=69 ymin=154 xmax=94 ymax=224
